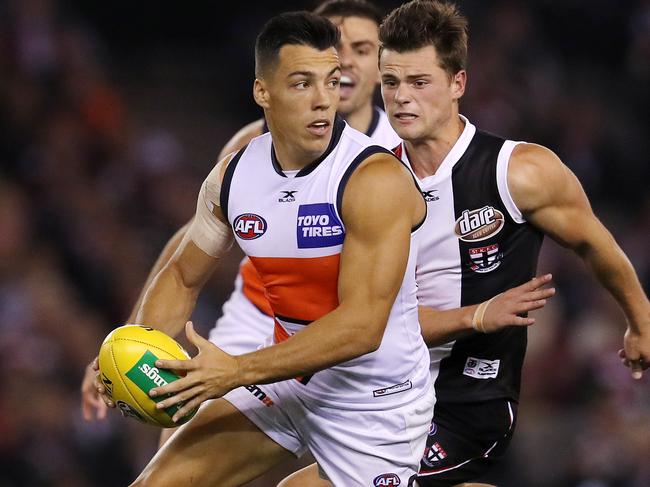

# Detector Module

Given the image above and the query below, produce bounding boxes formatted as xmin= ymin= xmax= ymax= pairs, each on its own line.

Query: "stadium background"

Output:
xmin=0 ymin=0 xmax=648 ymax=485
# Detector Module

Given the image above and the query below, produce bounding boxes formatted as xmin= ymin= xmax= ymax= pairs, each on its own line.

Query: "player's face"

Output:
xmin=258 ymin=44 xmax=341 ymax=159
xmin=327 ymin=15 xmax=380 ymax=117
xmin=380 ymin=45 xmax=465 ymax=142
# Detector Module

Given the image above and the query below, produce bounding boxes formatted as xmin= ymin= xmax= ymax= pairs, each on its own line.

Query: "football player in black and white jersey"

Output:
xmin=375 ymin=1 xmax=649 ymax=486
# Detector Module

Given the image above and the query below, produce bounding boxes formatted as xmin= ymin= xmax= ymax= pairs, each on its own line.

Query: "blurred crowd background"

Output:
xmin=0 ymin=0 xmax=648 ymax=486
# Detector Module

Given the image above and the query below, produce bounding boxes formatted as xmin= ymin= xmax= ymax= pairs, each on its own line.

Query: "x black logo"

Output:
xmin=281 ymin=191 xmax=297 ymax=198
xmin=422 ymin=190 xmax=437 ymax=198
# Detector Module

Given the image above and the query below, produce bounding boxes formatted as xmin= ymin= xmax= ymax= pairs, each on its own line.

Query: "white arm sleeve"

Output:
xmin=186 ymin=159 xmax=234 ymax=257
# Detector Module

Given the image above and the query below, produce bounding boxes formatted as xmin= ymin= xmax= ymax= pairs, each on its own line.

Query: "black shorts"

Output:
xmin=409 ymin=398 xmax=518 ymax=487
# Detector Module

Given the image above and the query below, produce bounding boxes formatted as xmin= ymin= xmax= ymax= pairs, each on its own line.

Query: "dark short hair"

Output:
xmin=314 ymin=0 xmax=383 ymax=26
xmin=379 ymin=0 xmax=468 ymax=77
xmin=255 ymin=11 xmax=341 ymax=77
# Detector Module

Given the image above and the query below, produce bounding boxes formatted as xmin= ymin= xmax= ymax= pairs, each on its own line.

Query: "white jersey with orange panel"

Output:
xmin=208 ymin=107 xmax=400 ymax=356
xmin=220 ymin=116 xmax=431 ymax=409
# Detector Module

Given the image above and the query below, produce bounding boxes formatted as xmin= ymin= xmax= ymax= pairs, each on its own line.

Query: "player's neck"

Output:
xmin=341 ymin=102 xmax=374 ymax=135
xmin=405 ymin=115 xmax=465 ymax=179
xmin=272 ymin=140 xmax=320 ymax=171
xmin=270 ymin=126 xmax=334 ymax=172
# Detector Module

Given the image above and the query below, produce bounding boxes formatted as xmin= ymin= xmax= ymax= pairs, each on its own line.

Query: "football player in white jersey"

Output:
xmin=80 ymin=0 xmax=399 ymax=430
xmin=91 ymin=11 xmax=439 ymax=486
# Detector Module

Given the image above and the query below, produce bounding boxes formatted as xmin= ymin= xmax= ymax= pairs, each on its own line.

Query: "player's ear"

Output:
xmin=450 ymin=69 xmax=466 ymax=101
xmin=253 ymin=78 xmax=270 ymax=109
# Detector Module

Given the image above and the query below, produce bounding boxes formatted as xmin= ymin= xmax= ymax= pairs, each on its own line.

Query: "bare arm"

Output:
xmin=135 ymin=157 xmax=234 ymax=337
xmin=418 ymin=306 xmax=476 ymax=346
xmin=127 ymin=222 xmax=190 ymax=322
xmin=83 ymin=123 xmax=263 ymax=421
xmin=509 ymin=143 xmax=650 ymax=377
xmin=144 ymin=121 xmax=263 ymax=442
xmin=136 ymin=239 xmax=222 ymax=335
xmin=128 ymin=118 xmax=264 ymax=323
xmin=150 ymin=153 xmax=426 ymax=419
xmin=418 ymin=274 xmax=555 ymax=346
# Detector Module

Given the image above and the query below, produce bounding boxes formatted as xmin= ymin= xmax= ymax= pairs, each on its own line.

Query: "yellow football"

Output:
xmin=98 ymin=325 xmax=196 ymax=428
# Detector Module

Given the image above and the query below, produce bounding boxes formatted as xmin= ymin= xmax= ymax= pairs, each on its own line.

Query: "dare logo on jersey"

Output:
xmin=296 ymin=203 xmax=344 ymax=249
xmin=234 ymin=213 xmax=267 ymax=240
xmin=373 ymin=473 xmax=401 ymax=486
xmin=454 ymin=206 xmax=504 ymax=242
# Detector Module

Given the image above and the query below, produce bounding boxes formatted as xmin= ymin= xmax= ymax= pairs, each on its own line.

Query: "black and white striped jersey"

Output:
xmin=394 ymin=116 xmax=544 ymax=404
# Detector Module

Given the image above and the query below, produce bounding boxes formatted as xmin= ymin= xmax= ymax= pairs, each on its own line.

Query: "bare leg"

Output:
xmin=277 ymin=463 xmax=332 ymax=487
xmin=131 ymin=398 xmax=295 ymax=487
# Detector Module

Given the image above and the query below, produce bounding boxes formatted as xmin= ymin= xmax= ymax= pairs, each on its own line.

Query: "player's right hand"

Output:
xmin=81 ymin=356 xmax=112 ymax=421
xmin=619 ymin=327 xmax=649 ymax=380
xmin=479 ymin=274 xmax=555 ymax=333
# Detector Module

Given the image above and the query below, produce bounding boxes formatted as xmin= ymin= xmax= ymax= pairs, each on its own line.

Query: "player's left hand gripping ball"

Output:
xmin=97 ymin=325 xmax=197 ymax=427
xmin=149 ymin=321 xmax=238 ymax=423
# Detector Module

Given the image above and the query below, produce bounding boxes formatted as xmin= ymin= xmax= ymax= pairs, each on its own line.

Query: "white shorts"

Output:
xmin=207 ymin=276 xmax=275 ymax=356
xmin=224 ymin=379 xmax=435 ymax=487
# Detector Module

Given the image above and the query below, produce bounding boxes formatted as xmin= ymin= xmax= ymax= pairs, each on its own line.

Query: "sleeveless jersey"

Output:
xmin=366 ymin=105 xmax=402 ymax=148
xmin=239 ymin=107 xmax=400 ymax=317
xmin=394 ymin=116 xmax=544 ymax=403
xmin=221 ymin=116 xmax=431 ymax=409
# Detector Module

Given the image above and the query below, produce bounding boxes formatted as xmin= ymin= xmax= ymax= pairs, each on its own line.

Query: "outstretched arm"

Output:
xmin=508 ymin=143 xmax=650 ymax=378
xmin=419 ymin=274 xmax=555 ymax=347
xmin=149 ymin=153 xmax=427 ymax=421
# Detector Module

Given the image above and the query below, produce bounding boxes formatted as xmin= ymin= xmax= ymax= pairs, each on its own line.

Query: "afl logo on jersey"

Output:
xmin=454 ymin=206 xmax=504 ymax=242
xmin=373 ymin=473 xmax=400 ymax=486
xmin=234 ymin=213 xmax=267 ymax=240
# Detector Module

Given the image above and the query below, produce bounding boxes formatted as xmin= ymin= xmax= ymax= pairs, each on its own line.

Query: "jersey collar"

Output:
xmin=271 ymin=115 xmax=346 ymax=178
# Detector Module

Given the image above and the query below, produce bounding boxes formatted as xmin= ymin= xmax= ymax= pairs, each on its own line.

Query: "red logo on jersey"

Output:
xmin=234 ymin=213 xmax=267 ymax=240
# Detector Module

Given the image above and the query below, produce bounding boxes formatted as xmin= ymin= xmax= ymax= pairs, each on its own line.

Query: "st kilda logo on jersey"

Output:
xmin=233 ymin=213 xmax=267 ymax=240
xmin=454 ymin=205 xmax=504 ymax=242
xmin=422 ymin=442 xmax=448 ymax=467
xmin=469 ymin=243 xmax=503 ymax=273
